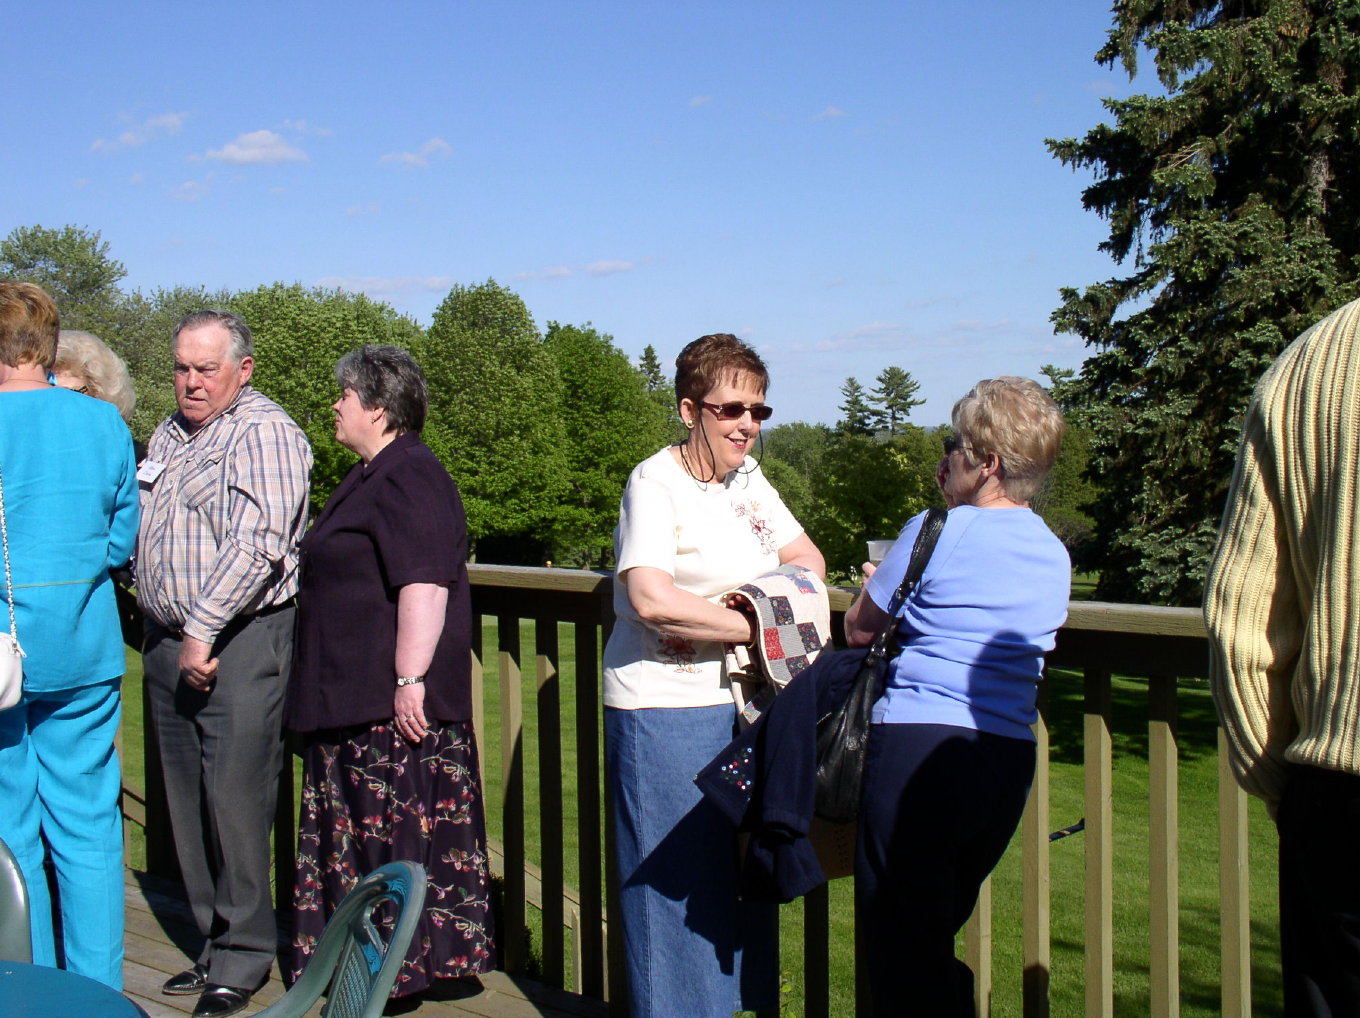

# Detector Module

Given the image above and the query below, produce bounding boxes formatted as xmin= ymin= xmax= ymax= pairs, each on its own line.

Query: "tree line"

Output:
xmin=1 ymin=223 xmax=1093 ymax=579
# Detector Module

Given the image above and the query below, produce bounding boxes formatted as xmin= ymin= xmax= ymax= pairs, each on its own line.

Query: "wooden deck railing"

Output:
xmin=134 ymin=565 xmax=1264 ymax=1018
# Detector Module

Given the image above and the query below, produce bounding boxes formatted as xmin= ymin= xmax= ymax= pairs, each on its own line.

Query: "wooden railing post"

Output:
xmin=574 ymin=620 xmax=606 ymax=1000
xmin=1148 ymin=673 xmax=1179 ymax=1018
xmin=535 ymin=619 xmax=565 ymax=987
xmin=967 ymin=879 xmax=993 ymax=1018
xmin=1084 ymin=666 xmax=1114 ymax=1018
xmin=1023 ymin=676 xmax=1052 ymax=1018
xmin=1218 ymin=729 xmax=1251 ymax=1018
xmin=498 ymin=614 xmax=527 ymax=974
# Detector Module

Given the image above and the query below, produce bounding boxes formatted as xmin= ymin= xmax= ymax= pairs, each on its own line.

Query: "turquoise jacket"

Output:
xmin=0 ymin=388 xmax=138 ymax=692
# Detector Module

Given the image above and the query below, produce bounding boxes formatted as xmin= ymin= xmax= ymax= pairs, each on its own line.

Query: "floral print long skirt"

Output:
xmin=291 ymin=719 xmax=496 ymax=996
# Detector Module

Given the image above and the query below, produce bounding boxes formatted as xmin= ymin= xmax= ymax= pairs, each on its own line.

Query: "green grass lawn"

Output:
xmin=120 ymin=626 xmax=1284 ymax=1016
xmin=1070 ymin=572 xmax=1099 ymax=601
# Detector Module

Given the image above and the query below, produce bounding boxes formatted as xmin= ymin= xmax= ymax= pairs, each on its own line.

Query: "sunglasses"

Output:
xmin=943 ymin=434 xmax=962 ymax=455
xmin=701 ymin=401 xmax=773 ymax=422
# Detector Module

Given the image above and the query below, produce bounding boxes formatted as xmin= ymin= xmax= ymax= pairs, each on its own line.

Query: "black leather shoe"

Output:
xmin=162 ymin=963 xmax=209 ymax=995
xmin=192 ymin=985 xmax=252 ymax=1018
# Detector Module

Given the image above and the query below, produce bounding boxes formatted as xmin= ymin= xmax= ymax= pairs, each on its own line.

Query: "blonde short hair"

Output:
xmin=952 ymin=376 xmax=1065 ymax=502
xmin=54 ymin=330 xmax=136 ymax=423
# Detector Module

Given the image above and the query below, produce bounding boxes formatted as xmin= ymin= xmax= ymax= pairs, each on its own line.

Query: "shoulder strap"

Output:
xmin=0 ymin=462 xmax=17 ymax=641
xmin=870 ymin=506 xmax=947 ymax=655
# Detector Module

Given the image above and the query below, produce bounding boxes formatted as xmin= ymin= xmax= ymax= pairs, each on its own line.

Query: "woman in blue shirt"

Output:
xmin=844 ymin=376 xmax=1070 ymax=1017
xmin=0 ymin=283 xmax=138 ymax=989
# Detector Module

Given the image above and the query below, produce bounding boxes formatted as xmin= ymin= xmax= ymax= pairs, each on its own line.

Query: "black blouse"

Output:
xmin=285 ymin=431 xmax=472 ymax=732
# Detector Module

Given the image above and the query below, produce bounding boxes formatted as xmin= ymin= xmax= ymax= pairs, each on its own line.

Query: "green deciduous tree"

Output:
xmin=837 ymin=377 xmax=874 ymax=434
xmin=229 ymin=283 xmax=423 ymax=509
xmin=870 ymin=366 xmax=924 ymax=436
xmin=416 ymin=280 xmax=569 ymax=557
xmin=1048 ymin=0 xmax=1360 ymax=604
xmin=544 ymin=322 xmax=673 ymax=567
xmin=762 ymin=422 xmax=941 ymax=581
xmin=0 ymin=224 xmax=127 ymax=333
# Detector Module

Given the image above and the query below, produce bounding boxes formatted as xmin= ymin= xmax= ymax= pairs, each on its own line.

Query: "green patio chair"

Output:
xmin=0 ymin=835 xmax=31 ymax=963
xmin=256 ymin=861 xmax=426 ymax=1018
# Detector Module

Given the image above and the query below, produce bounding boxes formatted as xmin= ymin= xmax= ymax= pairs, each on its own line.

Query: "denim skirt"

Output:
xmin=605 ymin=703 xmax=777 ymax=1018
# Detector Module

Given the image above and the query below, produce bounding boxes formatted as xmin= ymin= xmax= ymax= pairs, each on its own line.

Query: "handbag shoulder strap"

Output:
xmin=870 ymin=506 xmax=947 ymax=655
xmin=0 ymin=462 xmax=16 ymax=642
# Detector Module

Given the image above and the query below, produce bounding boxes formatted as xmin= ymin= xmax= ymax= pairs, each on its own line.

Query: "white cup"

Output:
xmin=866 ymin=540 xmax=894 ymax=566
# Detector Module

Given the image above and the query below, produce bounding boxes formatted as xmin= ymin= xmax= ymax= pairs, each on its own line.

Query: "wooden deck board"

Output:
xmin=121 ymin=870 xmax=608 ymax=1018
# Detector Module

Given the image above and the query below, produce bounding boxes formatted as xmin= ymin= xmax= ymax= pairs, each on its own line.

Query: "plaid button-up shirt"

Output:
xmin=136 ymin=386 xmax=312 ymax=643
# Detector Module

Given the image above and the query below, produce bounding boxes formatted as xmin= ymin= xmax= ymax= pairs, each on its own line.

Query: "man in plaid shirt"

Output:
xmin=136 ymin=309 xmax=311 ymax=1018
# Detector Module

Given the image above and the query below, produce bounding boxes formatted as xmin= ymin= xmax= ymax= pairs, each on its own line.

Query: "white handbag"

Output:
xmin=0 ymin=462 xmax=26 ymax=711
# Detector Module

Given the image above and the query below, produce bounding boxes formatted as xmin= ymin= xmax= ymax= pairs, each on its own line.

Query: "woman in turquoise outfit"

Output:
xmin=0 ymin=283 xmax=139 ymax=989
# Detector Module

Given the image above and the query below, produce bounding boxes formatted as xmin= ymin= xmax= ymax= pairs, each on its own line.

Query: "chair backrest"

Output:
xmin=257 ymin=861 xmax=426 ymax=1018
xmin=0 ymin=836 xmax=32 ymax=963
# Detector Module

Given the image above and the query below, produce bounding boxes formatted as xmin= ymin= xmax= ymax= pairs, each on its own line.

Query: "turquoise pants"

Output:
xmin=0 ymin=679 xmax=124 ymax=989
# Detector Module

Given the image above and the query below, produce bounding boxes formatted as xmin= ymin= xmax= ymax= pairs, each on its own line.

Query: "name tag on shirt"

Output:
xmin=137 ymin=459 xmax=166 ymax=485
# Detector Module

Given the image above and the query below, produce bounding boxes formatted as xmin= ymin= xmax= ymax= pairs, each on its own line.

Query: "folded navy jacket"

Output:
xmin=695 ymin=647 xmax=864 ymax=903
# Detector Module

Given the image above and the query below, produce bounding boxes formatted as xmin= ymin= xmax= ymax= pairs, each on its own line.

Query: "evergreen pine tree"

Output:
xmin=837 ymin=377 xmax=875 ymax=434
xmin=1048 ymin=0 xmax=1360 ymax=604
xmin=869 ymin=366 xmax=924 ymax=436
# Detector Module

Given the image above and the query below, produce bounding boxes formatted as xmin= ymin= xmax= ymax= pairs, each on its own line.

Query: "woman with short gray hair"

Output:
xmin=843 ymin=375 xmax=1069 ymax=1016
xmin=53 ymin=330 xmax=136 ymax=425
xmin=286 ymin=345 xmax=495 ymax=996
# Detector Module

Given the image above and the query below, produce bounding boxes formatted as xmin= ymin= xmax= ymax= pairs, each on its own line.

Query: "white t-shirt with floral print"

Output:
xmin=603 ymin=446 xmax=805 ymax=709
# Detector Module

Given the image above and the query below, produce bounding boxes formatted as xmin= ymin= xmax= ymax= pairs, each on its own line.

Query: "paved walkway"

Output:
xmin=121 ymin=870 xmax=609 ymax=1018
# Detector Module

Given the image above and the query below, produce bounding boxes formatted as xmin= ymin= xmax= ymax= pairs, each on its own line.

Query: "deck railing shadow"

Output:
xmin=130 ymin=564 xmax=1264 ymax=1018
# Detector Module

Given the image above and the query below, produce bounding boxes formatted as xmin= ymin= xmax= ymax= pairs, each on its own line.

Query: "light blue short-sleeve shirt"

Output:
xmin=866 ymin=505 xmax=1070 ymax=740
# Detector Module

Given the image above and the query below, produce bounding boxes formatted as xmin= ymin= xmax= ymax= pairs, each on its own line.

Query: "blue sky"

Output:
xmin=3 ymin=1 xmax=1145 ymax=426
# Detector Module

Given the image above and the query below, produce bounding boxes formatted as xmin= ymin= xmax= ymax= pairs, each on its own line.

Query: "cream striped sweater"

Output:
xmin=1206 ymin=297 xmax=1360 ymax=804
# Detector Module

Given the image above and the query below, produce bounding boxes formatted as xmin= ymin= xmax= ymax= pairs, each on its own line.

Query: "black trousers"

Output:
xmin=856 ymin=723 xmax=1034 ymax=1017
xmin=1279 ymin=764 xmax=1360 ymax=1017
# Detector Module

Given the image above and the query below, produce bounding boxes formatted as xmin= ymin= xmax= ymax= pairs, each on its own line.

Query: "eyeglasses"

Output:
xmin=943 ymin=435 xmax=962 ymax=455
xmin=701 ymin=401 xmax=773 ymax=422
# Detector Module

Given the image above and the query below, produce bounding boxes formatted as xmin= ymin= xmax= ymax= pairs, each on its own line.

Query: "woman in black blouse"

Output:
xmin=286 ymin=345 xmax=495 ymax=996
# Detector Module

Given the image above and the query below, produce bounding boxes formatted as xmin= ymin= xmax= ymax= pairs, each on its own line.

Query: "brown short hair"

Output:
xmin=0 ymin=282 xmax=60 ymax=370
xmin=952 ymin=376 xmax=1065 ymax=502
xmin=673 ymin=333 xmax=769 ymax=406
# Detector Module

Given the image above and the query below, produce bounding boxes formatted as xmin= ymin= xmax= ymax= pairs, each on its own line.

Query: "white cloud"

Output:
xmin=280 ymin=118 xmax=333 ymax=137
xmin=92 ymin=111 xmax=190 ymax=152
xmin=204 ymin=130 xmax=307 ymax=165
xmin=689 ymin=95 xmax=713 ymax=107
xmin=345 ymin=203 xmax=380 ymax=216
xmin=514 ymin=259 xmax=641 ymax=282
xmin=585 ymin=260 xmax=635 ymax=276
xmin=127 ymin=173 xmax=144 ymax=186
xmin=313 ymin=275 xmax=455 ymax=295
xmin=512 ymin=265 xmax=574 ymax=281
xmin=379 ymin=137 xmax=452 ymax=168
xmin=172 ymin=181 xmax=208 ymax=202
xmin=813 ymin=105 xmax=847 ymax=120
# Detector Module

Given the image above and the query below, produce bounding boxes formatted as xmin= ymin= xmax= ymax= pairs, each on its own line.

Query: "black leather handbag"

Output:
xmin=813 ymin=507 xmax=947 ymax=824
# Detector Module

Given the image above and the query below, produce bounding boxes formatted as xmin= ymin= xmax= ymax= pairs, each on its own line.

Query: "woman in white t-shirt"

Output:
xmin=603 ymin=333 xmax=824 ymax=1018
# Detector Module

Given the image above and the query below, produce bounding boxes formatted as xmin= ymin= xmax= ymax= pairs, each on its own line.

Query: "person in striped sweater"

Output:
xmin=1206 ymin=296 xmax=1360 ymax=1018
